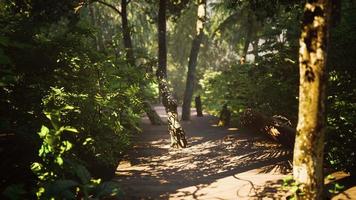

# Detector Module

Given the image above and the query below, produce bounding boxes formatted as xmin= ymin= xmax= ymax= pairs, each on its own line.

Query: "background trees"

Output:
xmin=0 ymin=0 xmax=355 ymax=198
xmin=181 ymin=0 xmax=207 ymax=121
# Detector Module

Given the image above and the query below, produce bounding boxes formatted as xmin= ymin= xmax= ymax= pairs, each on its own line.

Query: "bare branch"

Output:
xmin=91 ymin=0 xmax=122 ymax=15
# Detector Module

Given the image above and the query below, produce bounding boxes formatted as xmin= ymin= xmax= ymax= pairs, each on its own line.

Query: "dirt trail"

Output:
xmin=114 ymin=106 xmax=292 ymax=199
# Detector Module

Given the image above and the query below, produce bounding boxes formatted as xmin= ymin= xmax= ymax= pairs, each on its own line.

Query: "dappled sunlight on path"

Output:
xmin=114 ymin=106 xmax=292 ymax=199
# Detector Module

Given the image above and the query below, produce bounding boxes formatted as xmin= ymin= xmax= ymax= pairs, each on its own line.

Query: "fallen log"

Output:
xmin=239 ymin=108 xmax=295 ymax=148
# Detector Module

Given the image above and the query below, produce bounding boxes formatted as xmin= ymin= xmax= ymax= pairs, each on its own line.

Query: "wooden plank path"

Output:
xmin=114 ymin=106 xmax=292 ymax=199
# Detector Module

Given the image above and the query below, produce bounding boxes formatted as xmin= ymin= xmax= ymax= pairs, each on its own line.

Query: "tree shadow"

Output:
xmin=324 ymin=173 xmax=356 ymax=199
xmin=114 ymin=107 xmax=292 ymax=199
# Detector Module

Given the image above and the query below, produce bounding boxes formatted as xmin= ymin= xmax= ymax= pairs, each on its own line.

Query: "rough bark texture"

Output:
xmin=293 ymin=1 xmax=331 ymax=199
xmin=157 ymin=0 xmax=187 ymax=148
xmin=195 ymin=96 xmax=203 ymax=117
xmin=181 ymin=0 xmax=206 ymax=121
xmin=120 ymin=0 xmax=164 ymax=125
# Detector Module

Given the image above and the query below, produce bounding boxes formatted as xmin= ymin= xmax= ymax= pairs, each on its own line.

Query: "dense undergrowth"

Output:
xmin=199 ymin=2 xmax=356 ymax=175
xmin=0 ymin=0 xmax=355 ymax=199
xmin=0 ymin=1 xmax=148 ymax=198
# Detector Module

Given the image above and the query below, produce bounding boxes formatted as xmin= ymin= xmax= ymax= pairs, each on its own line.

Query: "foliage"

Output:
xmin=0 ymin=0 xmax=355 ymax=198
xmin=324 ymin=2 xmax=356 ymax=174
xmin=30 ymin=101 xmax=121 ymax=199
xmin=0 ymin=0 xmax=144 ymax=198
xmin=282 ymin=176 xmax=304 ymax=200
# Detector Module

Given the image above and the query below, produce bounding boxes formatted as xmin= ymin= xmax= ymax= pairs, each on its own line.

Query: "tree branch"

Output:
xmin=91 ymin=0 xmax=122 ymax=15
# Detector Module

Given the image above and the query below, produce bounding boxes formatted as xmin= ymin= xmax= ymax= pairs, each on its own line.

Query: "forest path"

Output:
xmin=114 ymin=106 xmax=292 ymax=199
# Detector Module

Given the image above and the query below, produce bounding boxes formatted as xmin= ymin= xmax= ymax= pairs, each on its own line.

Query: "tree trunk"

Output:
xmin=293 ymin=1 xmax=331 ymax=199
xmin=120 ymin=0 xmax=164 ymax=125
xmin=181 ymin=0 xmax=206 ymax=121
xmin=195 ymin=96 xmax=203 ymax=117
xmin=240 ymin=11 xmax=253 ymax=64
xmin=157 ymin=0 xmax=187 ymax=148
xmin=121 ymin=0 xmax=135 ymax=66
xmin=142 ymin=101 xmax=165 ymax=125
xmin=252 ymin=39 xmax=259 ymax=62
xmin=88 ymin=3 xmax=105 ymax=52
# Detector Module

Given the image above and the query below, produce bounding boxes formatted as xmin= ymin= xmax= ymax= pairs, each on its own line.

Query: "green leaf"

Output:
xmin=44 ymin=112 xmax=52 ymax=120
xmin=83 ymin=137 xmax=94 ymax=145
xmin=63 ymin=126 xmax=79 ymax=133
xmin=31 ymin=162 xmax=43 ymax=172
xmin=56 ymin=156 xmax=64 ymax=165
xmin=335 ymin=183 xmax=344 ymax=190
xmin=60 ymin=141 xmax=73 ymax=153
xmin=63 ymin=105 xmax=75 ymax=110
xmin=39 ymin=126 xmax=49 ymax=138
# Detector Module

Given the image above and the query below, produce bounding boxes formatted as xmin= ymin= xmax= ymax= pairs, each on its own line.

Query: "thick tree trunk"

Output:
xmin=157 ymin=0 xmax=187 ymax=148
xmin=293 ymin=1 xmax=331 ymax=199
xmin=195 ymin=96 xmax=203 ymax=117
xmin=120 ymin=0 xmax=164 ymax=125
xmin=182 ymin=0 xmax=206 ymax=121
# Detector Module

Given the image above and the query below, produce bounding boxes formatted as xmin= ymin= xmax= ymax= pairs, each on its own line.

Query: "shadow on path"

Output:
xmin=114 ymin=106 xmax=292 ymax=199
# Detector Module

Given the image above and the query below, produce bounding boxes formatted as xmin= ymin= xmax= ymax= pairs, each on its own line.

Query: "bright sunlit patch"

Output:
xmin=211 ymin=124 xmax=218 ymax=127
xmin=227 ymin=127 xmax=239 ymax=131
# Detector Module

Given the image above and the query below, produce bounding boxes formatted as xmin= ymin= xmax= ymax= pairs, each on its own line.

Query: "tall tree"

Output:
xmin=157 ymin=0 xmax=187 ymax=148
xmin=293 ymin=0 xmax=332 ymax=199
xmin=240 ymin=11 xmax=253 ymax=64
xmin=88 ymin=3 xmax=105 ymax=52
xmin=181 ymin=0 xmax=206 ymax=121
xmin=120 ymin=0 xmax=164 ymax=125
xmin=90 ymin=0 xmax=164 ymax=125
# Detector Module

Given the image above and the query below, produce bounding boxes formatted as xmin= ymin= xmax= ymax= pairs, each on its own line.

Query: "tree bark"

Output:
xmin=240 ymin=11 xmax=253 ymax=64
xmin=293 ymin=1 xmax=331 ymax=199
xmin=195 ymin=96 xmax=203 ymax=117
xmin=157 ymin=0 xmax=187 ymax=148
xmin=120 ymin=0 xmax=164 ymax=125
xmin=181 ymin=0 xmax=206 ymax=121
xmin=121 ymin=0 xmax=135 ymax=66
xmin=252 ymin=39 xmax=259 ymax=62
xmin=88 ymin=3 xmax=105 ymax=52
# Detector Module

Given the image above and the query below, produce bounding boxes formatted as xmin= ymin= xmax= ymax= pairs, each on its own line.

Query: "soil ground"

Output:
xmin=114 ymin=106 xmax=355 ymax=200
